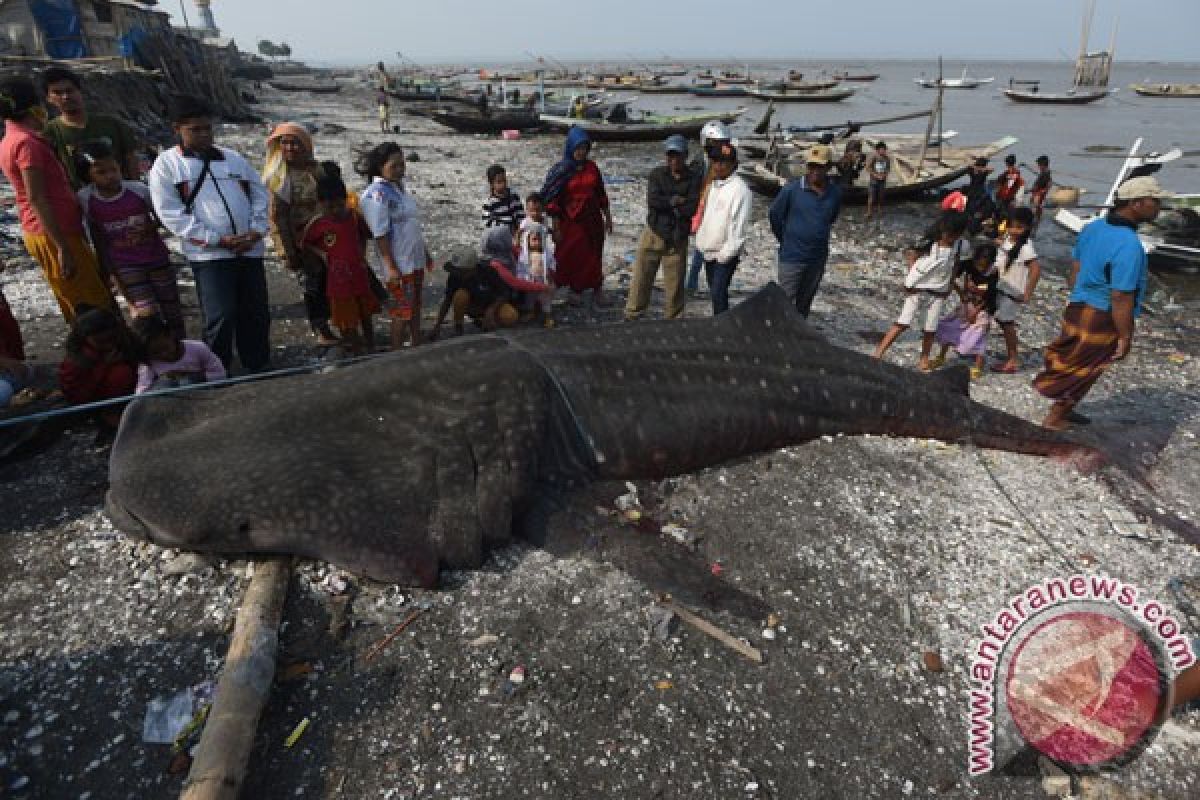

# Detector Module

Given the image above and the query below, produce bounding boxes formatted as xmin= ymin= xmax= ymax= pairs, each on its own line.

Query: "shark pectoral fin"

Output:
xmin=929 ymin=364 xmax=971 ymax=396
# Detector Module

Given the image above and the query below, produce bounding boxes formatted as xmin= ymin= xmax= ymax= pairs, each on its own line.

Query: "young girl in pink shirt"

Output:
xmin=75 ymin=140 xmax=184 ymax=338
xmin=132 ymin=315 xmax=225 ymax=394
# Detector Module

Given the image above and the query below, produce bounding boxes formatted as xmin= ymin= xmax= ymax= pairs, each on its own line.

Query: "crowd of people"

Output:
xmin=0 ymin=67 xmax=1171 ymax=437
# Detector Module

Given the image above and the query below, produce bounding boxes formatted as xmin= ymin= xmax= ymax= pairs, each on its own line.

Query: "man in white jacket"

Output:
xmin=148 ymin=96 xmax=271 ymax=372
xmin=694 ymin=142 xmax=752 ymax=315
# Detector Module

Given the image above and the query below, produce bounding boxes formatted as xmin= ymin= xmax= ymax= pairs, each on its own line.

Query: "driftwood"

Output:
xmin=180 ymin=558 xmax=291 ymax=800
xmin=657 ymin=599 xmax=764 ymax=664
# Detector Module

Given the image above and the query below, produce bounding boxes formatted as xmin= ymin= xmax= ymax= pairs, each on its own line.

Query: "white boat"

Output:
xmin=915 ymin=68 xmax=994 ymax=89
xmin=1054 ymin=138 xmax=1200 ymax=271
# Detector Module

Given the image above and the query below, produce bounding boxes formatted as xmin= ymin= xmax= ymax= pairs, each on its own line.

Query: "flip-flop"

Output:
xmin=990 ymin=363 xmax=1019 ymax=374
xmin=1066 ymin=411 xmax=1091 ymax=425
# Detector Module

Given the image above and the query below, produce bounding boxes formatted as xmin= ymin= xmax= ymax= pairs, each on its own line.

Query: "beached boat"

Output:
xmin=539 ymin=106 xmax=746 ymax=142
xmin=746 ymin=87 xmax=854 ymax=103
xmin=1054 ymin=138 xmax=1200 ymax=272
xmin=739 ymin=135 xmax=1019 ymax=203
xmin=429 ymin=109 xmax=544 ymax=134
xmin=915 ymin=68 xmax=993 ymax=89
xmin=1131 ymin=83 xmax=1200 ymax=98
xmin=268 ymin=80 xmax=341 ymax=94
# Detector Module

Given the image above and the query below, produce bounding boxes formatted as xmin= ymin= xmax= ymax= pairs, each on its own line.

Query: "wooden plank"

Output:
xmin=180 ymin=557 xmax=291 ymax=800
xmin=657 ymin=600 xmax=764 ymax=664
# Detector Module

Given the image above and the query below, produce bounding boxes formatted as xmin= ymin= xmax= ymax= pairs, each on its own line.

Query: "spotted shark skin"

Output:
xmin=105 ymin=284 xmax=1090 ymax=586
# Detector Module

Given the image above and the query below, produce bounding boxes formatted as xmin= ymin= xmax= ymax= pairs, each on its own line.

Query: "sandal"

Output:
xmin=990 ymin=362 xmax=1019 ymax=374
xmin=969 ymin=366 xmax=984 ymax=380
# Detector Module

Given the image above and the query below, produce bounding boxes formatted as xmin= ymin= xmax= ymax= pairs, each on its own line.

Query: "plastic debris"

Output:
xmin=614 ymin=482 xmax=640 ymax=512
xmin=767 ymin=613 xmax=780 ymax=628
xmin=284 ymin=717 xmax=310 ymax=748
xmin=655 ymin=680 xmax=673 ymax=690
xmin=469 ymin=633 xmax=500 ymax=648
xmin=143 ymin=688 xmax=200 ymax=745
xmin=761 ymin=628 xmax=777 ymax=641
xmin=710 ymin=562 xmax=724 ymax=577
xmin=508 ymin=665 xmax=526 ymax=685
xmin=319 ymin=572 xmax=351 ymax=595
xmin=923 ymin=651 xmax=944 ymax=673
xmin=647 ymin=605 xmax=677 ymax=641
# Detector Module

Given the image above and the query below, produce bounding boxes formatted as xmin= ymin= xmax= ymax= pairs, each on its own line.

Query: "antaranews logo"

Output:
xmin=967 ymin=574 xmax=1195 ymax=776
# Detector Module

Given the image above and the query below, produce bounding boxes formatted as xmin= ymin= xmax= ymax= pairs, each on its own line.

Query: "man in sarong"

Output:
xmin=1033 ymin=176 xmax=1173 ymax=430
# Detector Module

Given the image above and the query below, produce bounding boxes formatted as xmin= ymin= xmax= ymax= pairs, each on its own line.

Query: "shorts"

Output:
xmin=386 ymin=270 xmax=424 ymax=321
xmin=897 ymin=291 xmax=946 ymax=333
xmin=994 ymin=293 xmax=1023 ymax=324
xmin=868 ymin=180 xmax=886 ymax=203
xmin=330 ymin=292 xmax=382 ymax=331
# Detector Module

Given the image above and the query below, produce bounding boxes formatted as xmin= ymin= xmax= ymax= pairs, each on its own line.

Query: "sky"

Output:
xmin=166 ymin=1 xmax=1200 ymax=65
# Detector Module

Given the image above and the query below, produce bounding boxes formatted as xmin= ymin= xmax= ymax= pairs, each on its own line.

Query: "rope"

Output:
xmin=500 ymin=336 xmax=600 ymax=467
xmin=0 ymin=350 xmax=389 ymax=430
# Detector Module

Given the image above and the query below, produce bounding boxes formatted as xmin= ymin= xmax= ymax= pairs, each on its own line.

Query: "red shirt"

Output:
xmin=302 ymin=211 xmax=372 ymax=300
xmin=0 ymin=119 xmax=84 ymax=236
xmin=996 ymin=166 xmax=1025 ymax=203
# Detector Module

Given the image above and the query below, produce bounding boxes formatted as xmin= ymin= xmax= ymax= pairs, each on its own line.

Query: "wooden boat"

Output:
xmin=1054 ymin=138 xmax=1200 ymax=272
xmin=429 ymin=109 xmax=544 ymax=134
xmin=688 ymin=84 xmax=749 ymax=98
xmin=832 ymin=71 xmax=879 ymax=82
xmin=1002 ymin=86 xmax=1113 ymax=104
xmin=637 ymin=83 xmax=694 ymax=94
xmin=739 ymin=135 xmax=1019 ymax=203
xmin=915 ymin=68 xmax=993 ymax=89
xmin=539 ymin=106 xmax=746 ymax=142
xmin=779 ymin=79 xmax=840 ymax=91
xmin=268 ymin=80 xmax=341 ymax=94
xmin=1131 ymin=83 xmax=1200 ymax=98
xmin=746 ymin=87 xmax=854 ymax=103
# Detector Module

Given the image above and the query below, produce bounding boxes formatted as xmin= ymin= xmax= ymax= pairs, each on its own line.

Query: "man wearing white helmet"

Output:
xmin=684 ymin=121 xmax=733 ymax=294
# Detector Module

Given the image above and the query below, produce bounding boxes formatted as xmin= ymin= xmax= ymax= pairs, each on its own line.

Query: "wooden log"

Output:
xmin=180 ymin=557 xmax=291 ymax=800
xmin=657 ymin=599 xmax=764 ymax=664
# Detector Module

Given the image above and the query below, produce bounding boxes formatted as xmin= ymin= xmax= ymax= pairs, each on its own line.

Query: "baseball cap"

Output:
xmin=664 ymin=134 xmax=688 ymax=155
xmin=806 ymin=144 xmax=832 ymax=165
xmin=1115 ymin=176 xmax=1176 ymax=201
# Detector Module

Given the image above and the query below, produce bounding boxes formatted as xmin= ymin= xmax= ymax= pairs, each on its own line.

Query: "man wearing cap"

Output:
xmin=768 ymin=143 xmax=843 ymax=318
xmin=625 ymin=134 xmax=702 ymax=321
xmin=1033 ymin=176 xmax=1172 ymax=430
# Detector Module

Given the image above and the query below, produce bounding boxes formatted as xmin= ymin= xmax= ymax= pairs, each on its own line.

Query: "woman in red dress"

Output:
xmin=540 ymin=126 xmax=613 ymax=306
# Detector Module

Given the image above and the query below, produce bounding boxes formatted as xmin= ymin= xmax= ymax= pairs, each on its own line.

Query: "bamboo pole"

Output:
xmin=180 ymin=557 xmax=292 ymax=800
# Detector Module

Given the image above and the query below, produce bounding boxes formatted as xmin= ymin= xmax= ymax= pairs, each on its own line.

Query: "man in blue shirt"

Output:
xmin=768 ymin=144 xmax=842 ymax=318
xmin=1033 ymin=176 xmax=1173 ymax=430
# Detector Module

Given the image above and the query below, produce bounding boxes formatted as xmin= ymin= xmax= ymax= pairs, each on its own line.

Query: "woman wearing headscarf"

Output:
xmin=263 ymin=122 xmax=338 ymax=344
xmin=540 ymin=126 xmax=613 ymax=306
xmin=0 ymin=76 xmax=114 ymax=324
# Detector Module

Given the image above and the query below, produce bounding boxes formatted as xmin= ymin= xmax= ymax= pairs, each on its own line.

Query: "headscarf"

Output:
xmin=540 ymin=126 xmax=591 ymax=205
xmin=481 ymin=226 xmax=516 ymax=270
xmin=262 ymin=122 xmax=314 ymax=195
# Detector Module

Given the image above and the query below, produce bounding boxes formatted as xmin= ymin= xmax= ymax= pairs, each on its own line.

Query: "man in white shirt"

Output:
xmin=694 ymin=142 xmax=752 ymax=315
xmin=148 ymin=96 xmax=271 ymax=372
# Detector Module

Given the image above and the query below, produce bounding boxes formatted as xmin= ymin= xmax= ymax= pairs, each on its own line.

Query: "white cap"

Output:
xmin=1115 ymin=176 xmax=1176 ymax=201
xmin=701 ymin=121 xmax=731 ymax=144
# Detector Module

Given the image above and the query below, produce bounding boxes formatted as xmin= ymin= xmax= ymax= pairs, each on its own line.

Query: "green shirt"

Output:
xmin=43 ymin=113 xmax=138 ymax=189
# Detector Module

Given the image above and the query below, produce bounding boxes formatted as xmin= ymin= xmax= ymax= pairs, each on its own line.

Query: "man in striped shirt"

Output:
xmin=482 ymin=164 xmax=525 ymax=230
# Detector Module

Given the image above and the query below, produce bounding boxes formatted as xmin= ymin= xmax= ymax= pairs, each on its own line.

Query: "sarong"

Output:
xmin=1033 ymin=303 xmax=1119 ymax=404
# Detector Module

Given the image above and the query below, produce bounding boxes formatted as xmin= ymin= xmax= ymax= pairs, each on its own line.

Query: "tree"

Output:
xmin=278 ymin=43 xmax=292 ymax=61
xmin=257 ymin=40 xmax=278 ymax=61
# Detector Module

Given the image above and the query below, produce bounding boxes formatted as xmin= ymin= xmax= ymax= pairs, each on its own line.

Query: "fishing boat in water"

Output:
xmin=746 ymin=87 xmax=854 ymax=103
xmin=831 ymin=70 xmax=879 ymax=82
xmin=1002 ymin=2 xmax=1116 ymax=105
xmin=1054 ymin=138 xmax=1200 ymax=272
xmin=1002 ymin=83 xmax=1114 ymax=104
xmin=915 ymin=68 xmax=994 ymax=89
xmin=539 ymin=104 xmax=746 ymax=142
xmin=1131 ymin=83 xmax=1200 ymax=98
xmin=688 ymin=84 xmax=750 ymax=98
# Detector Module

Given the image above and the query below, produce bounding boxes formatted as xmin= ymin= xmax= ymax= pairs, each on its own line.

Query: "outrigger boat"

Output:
xmin=746 ymin=87 xmax=854 ymax=103
xmin=539 ymin=104 xmax=745 ymax=142
xmin=1054 ymin=138 xmax=1200 ymax=272
xmin=915 ymin=68 xmax=994 ymax=89
xmin=1002 ymin=1 xmax=1116 ymax=105
xmin=1131 ymin=83 xmax=1200 ymax=98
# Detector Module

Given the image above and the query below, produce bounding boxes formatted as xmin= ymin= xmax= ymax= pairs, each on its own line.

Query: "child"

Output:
xmin=75 ymin=140 xmax=184 ymax=338
xmin=58 ymin=305 xmax=138 ymax=428
xmin=377 ymin=94 xmax=391 ymax=134
xmin=482 ymin=165 xmax=525 ymax=231
xmin=516 ymin=221 xmax=555 ymax=325
xmin=0 ymin=260 xmax=32 ymax=408
xmin=995 ymin=154 xmax=1024 ymax=220
xmin=302 ymin=165 xmax=381 ymax=355
xmin=133 ymin=314 xmax=225 ymax=393
xmin=1029 ymin=155 xmax=1052 ymax=232
xmin=931 ymin=243 xmax=999 ymax=379
xmin=356 ymin=141 xmax=431 ymax=349
xmin=873 ymin=212 xmax=971 ymax=370
xmin=865 ymin=141 xmax=890 ymax=223
xmin=991 ymin=207 xmax=1041 ymax=373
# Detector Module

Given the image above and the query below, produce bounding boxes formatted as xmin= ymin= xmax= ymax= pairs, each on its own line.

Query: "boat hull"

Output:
xmin=539 ymin=110 xmax=745 ymax=142
xmin=746 ymin=88 xmax=854 ymax=103
xmin=1002 ymin=88 xmax=1111 ymax=104
xmin=430 ymin=111 xmax=544 ymax=133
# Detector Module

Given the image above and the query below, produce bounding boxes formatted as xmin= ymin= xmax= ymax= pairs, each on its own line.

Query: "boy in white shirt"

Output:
xmin=873 ymin=212 xmax=971 ymax=370
xmin=694 ymin=142 xmax=752 ymax=315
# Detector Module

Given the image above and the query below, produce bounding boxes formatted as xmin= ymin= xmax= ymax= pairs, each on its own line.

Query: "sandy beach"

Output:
xmin=1 ymin=83 xmax=1198 ymax=798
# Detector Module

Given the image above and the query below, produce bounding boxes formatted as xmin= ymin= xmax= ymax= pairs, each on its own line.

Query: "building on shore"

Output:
xmin=0 ymin=0 xmax=172 ymax=61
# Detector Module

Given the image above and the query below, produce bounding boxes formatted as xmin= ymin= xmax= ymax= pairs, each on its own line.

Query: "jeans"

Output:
xmin=191 ymin=257 xmax=271 ymax=372
xmin=703 ymin=257 xmax=738 ymax=315
xmin=684 ymin=247 xmax=705 ymax=291
xmin=778 ymin=257 xmax=828 ymax=318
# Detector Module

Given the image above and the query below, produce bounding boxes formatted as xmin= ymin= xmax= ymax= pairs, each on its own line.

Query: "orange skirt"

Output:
xmin=330 ymin=292 xmax=381 ymax=331
xmin=386 ymin=270 xmax=424 ymax=321
xmin=22 ymin=231 xmax=115 ymax=324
